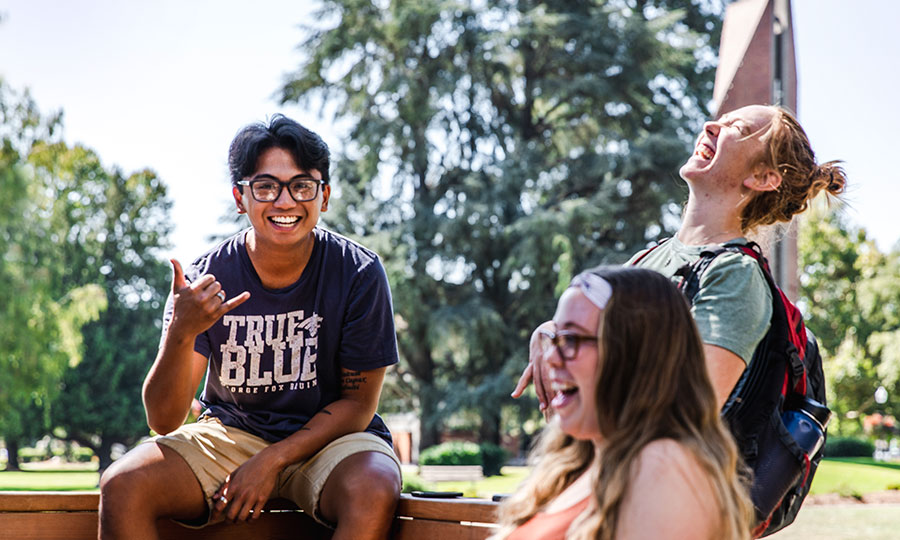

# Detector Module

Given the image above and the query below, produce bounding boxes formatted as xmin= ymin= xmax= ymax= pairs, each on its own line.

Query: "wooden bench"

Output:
xmin=0 ymin=491 xmax=498 ymax=540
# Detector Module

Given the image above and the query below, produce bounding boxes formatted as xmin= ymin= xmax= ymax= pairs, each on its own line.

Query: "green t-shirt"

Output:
xmin=627 ymin=236 xmax=772 ymax=365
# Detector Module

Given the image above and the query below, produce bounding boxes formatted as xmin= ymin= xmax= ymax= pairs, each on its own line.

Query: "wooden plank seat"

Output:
xmin=0 ymin=491 xmax=498 ymax=540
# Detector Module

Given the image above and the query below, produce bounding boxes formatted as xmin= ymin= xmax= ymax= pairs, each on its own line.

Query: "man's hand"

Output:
xmin=167 ymin=259 xmax=250 ymax=339
xmin=210 ymin=450 xmax=282 ymax=524
xmin=511 ymin=321 xmax=554 ymax=418
xmin=143 ymin=260 xmax=250 ymax=435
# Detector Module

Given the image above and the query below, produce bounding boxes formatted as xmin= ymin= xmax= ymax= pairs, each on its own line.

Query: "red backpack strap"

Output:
xmin=629 ymin=238 xmax=670 ymax=267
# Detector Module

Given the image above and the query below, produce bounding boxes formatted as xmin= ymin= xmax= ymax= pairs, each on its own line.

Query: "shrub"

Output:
xmin=419 ymin=441 xmax=481 ymax=466
xmin=72 ymin=447 xmax=95 ymax=463
xmin=479 ymin=443 xmax=509 ymax=477
xmin=401 ymin=474 xmax=432 ymax=493
xmin=824 ymin=436 xmax=875 ymax=458
xmin=418 ymin=441 xmax=510 ymax=476
xmin=17 ymin=447 xmax=47 ymax=463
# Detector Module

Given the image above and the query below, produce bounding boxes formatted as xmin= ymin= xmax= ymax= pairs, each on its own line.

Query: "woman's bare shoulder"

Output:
xmin=617 ymin=439 xmax=719 ymax=540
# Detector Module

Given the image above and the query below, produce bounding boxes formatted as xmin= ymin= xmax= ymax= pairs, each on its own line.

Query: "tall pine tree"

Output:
xmin=281 ymin=0 xmax=721 ymax=448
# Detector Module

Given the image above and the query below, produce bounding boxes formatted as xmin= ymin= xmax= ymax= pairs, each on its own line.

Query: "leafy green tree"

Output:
xmin=0 ymin=81 xmax=106 ymax=469
xmin=280 ymin=0 xmax=722 ymax=449
xmin=855 ymin=248 xmax=900 ymax=432
xmin=798 ymin=204 xmax=875 ymax=353
xmin=798 ymin=203 xmax=900 ymax=435
xmin=27 ymin=137 xmax=174 ymax=471
xmin=0 ymin=78 xmax=172 ymax=470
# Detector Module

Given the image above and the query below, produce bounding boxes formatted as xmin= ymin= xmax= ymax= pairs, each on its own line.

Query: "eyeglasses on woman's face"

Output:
xmin=237 ymin=175 xmax=324 ymax=203
xmin=538 ymin=328 xmax=598 ymax=361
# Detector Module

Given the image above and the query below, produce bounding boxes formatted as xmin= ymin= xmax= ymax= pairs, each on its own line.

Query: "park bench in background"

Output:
xmin=0 ymin=491 xmax=498 ymax=540
xmin=418 ymin=464 xmax=484 ymax=482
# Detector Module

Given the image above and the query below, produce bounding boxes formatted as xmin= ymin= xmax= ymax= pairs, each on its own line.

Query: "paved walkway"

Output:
xmin=768 ymin=496 xmax=900 ymax=540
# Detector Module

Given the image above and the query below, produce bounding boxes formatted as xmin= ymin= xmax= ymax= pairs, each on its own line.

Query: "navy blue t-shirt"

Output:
xmin=161 ymin=227 xmax=398 ymax=444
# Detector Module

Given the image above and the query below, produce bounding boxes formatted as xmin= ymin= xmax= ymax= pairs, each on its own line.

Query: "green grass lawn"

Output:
xmin=810 ymin=458 xmax=900 ymax=497
xmin=4 ymin=457 xmax=900 ymax=500
xmin=0 ymin=469 xmax=99 ymax=491
xmin=400 ymin=458 xmax=900 ymax=501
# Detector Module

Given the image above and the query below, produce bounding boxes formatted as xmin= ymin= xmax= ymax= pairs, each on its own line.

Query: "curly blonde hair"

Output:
xmin=740 ymin=106 xmax=846 ymax=233
xmin=493 ymin=267 xmax=753 ymax=540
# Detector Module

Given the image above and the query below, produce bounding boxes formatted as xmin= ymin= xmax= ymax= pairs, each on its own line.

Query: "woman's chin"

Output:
xmin=679 ymin=161 xmax=707 ymax=182
xmin=557 ymin=416 xmax=600 ymax=442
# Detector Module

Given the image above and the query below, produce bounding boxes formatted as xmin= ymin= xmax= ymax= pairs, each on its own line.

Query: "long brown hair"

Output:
xmin=493 ymin=267 xmax=753 ymax=540
xmin=741 ymin=106 xmax=846 ymax=232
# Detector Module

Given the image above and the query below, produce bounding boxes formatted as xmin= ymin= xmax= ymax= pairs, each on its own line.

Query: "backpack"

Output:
xmin=638 ymin=240 xmax=829 ymax=537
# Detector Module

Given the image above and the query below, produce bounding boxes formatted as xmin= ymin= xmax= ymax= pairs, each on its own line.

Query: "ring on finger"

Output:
xmin=218 ymin=495 xmax=228 ymax=505
xmin=215 ymin=291 xmax=226 ymax=302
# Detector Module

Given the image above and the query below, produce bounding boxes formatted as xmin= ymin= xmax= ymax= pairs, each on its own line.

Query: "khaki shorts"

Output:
xmin=152 ymin=417 xmax=400 ymax=527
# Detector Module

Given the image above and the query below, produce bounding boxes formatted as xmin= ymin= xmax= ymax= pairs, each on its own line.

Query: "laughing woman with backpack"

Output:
xmin=493 ymin=267 xmax=754 ymax=540
xmin=514 ymin=104 xmax=846 ymax=410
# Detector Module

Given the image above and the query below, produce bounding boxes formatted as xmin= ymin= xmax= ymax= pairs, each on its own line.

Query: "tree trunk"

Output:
xmin=418 ymin=384 xmax=442 ymax=451
xmin=5 ymin=439 xmax=21 ymax=471
xmin=97 ymin=437 xmax=114 ymax=478
xmin=478 ymin=408 xmax=501 ymax=446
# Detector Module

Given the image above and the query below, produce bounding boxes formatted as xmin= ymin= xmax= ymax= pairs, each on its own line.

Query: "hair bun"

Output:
xmin=815 ymin=160 xmax=847 ymax=196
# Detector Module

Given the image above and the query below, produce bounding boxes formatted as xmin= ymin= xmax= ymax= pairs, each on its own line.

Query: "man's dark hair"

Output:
xmin=228 ymin=114 xmax=330 ymax=188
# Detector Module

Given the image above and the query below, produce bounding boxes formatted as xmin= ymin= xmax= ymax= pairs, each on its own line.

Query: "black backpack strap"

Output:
xmin=675 ymin=247 xmax=726 ymax=300
xmin=674 ymin=241 xmax=766 ymax=301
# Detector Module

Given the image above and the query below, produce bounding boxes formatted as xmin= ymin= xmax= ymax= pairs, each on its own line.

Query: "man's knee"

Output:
xmin=98 ymin=447 xmax=161 ymax=535
xmin=347 ymin=453 xmax=401 ymax=504
xmin=99 ymin=448 xmax=151 ymax=509
xmin=321 ymin=451 xmax=401 ymax=520
xmin=99 ymin=442 xmax=205 ymax=520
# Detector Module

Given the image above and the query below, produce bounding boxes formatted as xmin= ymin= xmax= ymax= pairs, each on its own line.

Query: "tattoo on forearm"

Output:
xmin=341 ymin=370 xmax=367 ymax=392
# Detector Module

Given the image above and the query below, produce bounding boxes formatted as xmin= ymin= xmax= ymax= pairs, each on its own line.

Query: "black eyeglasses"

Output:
xmin=538 ymin=328 xmax=597 ymax=360
xmin=237 ymin=176 xmax=324 ymax=203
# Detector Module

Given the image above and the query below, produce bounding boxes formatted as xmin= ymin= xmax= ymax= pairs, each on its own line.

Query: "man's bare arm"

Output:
xmin=143 ymin=259 xmax=249 ymax=434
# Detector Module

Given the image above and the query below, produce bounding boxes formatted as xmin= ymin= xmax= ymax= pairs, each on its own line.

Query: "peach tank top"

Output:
xmin=506 ymin=496 xmax=590 ymax=540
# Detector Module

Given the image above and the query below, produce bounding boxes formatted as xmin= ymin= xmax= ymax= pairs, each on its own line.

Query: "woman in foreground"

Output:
xmin=493 ymin=267 xmax=753 ymax=540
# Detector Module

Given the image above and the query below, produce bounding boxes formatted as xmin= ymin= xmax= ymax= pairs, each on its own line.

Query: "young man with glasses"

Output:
xmin=99 ymin=115 xmax=402 ymax=540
